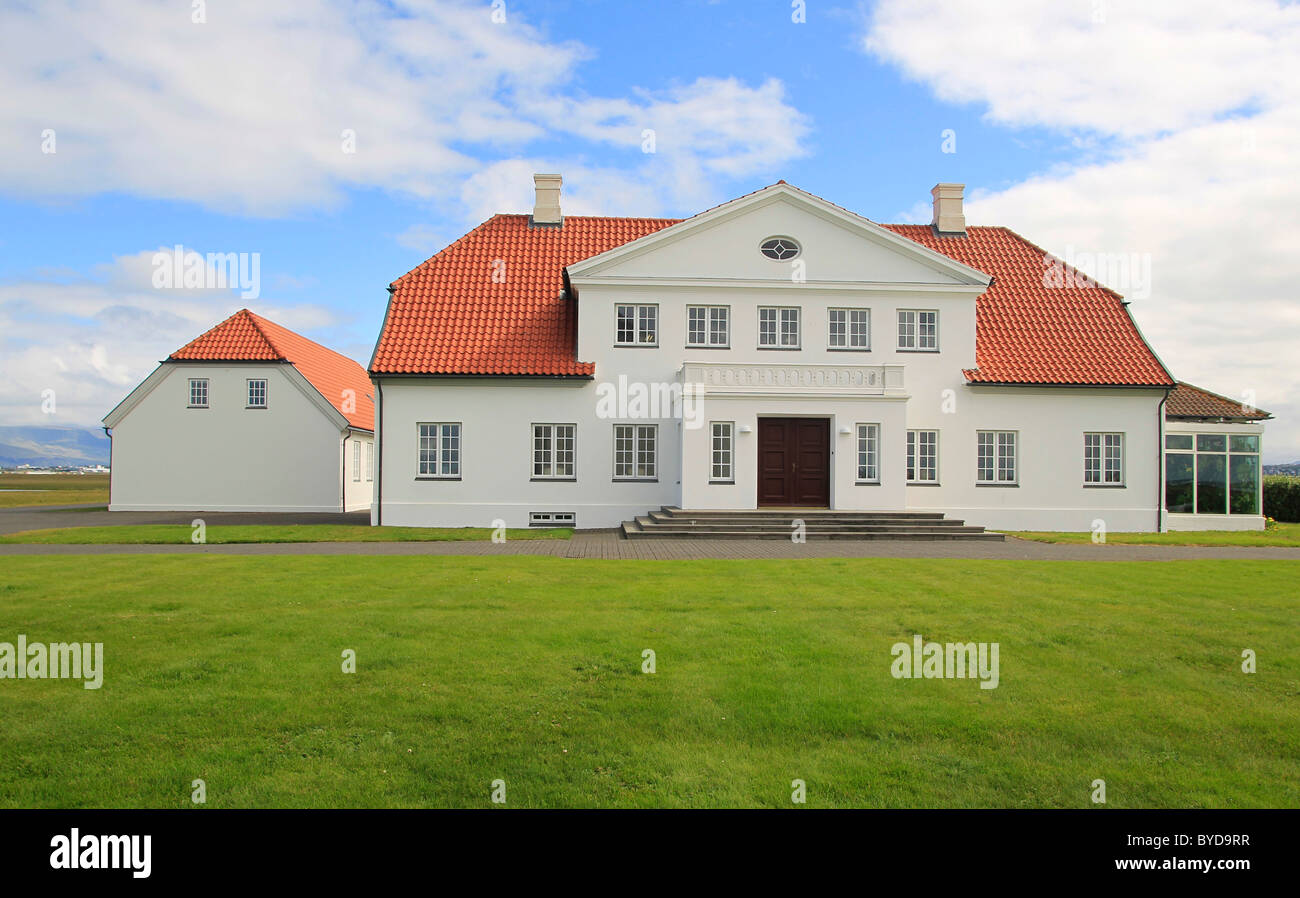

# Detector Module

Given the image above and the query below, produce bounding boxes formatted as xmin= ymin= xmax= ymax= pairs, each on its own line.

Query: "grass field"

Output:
xmin=1 ymin=555 xmax=1295 ymax=809
xmin=0 ymin=473 xmax=108 ymax=508
xmin=1010 ymin=522 xmax=1300 ymax=547
xmin=0 ymin=524 xmax=572 ymax=544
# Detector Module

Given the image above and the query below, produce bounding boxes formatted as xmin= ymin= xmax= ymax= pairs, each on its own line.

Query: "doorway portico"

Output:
xmin=679 ymin=361 xmax=909 ymax=512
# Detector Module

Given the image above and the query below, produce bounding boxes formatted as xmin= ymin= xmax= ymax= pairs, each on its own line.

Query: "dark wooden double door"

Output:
xmin=758 ymin=418 xmax=830 ymax=507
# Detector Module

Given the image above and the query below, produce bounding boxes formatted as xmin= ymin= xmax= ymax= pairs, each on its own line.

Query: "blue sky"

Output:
xmin=2 ymin=0 xmax=1297 ymax=460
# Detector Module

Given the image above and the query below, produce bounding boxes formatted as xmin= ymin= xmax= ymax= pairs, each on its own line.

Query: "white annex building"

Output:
xmin=105 ymin=310 xmax=375 ymax=513
xmin=367 ymin=176 xmax=1269 ymax=533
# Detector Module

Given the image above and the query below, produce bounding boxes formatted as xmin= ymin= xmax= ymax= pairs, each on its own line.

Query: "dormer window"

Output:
xmin=759 ymin=237 xmax=800 ymax=261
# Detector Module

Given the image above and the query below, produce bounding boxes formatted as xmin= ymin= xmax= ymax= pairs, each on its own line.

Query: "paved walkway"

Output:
xmin=0 ymin=504 xmax=369 ymax=536
xmin=3 ymin=504 xmax=1297 ymax=561
xmin=1 ymin=526 xmax=1297 ymax=562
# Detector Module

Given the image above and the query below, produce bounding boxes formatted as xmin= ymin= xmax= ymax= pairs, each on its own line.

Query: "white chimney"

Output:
xmin=931 ymin=182 xmax=966 ymax=235
xmin=532 ymin=173 xmax=563 ymax=226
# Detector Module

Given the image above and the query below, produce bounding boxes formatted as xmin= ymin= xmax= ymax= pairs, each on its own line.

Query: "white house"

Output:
xmin=105 ymin=309 xmax=375 ymax=513
xmin=367 ymin=176 xmax=1269 ymax=533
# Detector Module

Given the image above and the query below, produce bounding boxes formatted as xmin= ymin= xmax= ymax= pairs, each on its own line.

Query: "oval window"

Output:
xmin=759 ymin=236 xmax=800 ymax=261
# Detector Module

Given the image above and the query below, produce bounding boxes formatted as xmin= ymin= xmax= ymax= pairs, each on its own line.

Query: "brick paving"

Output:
xmin=0 ymin=505 xmax=369 ymax=536
xmin=1 ymin=524 xmax=1297 ymax=562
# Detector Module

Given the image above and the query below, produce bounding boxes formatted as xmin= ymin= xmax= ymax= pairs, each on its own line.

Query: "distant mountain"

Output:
xmin=1264 ymin=462 xmax=1300 ymax=477
xmin=0 ymin=425 xmax=111 ymax=468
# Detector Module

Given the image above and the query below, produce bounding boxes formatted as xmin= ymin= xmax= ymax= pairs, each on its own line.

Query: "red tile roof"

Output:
xmin=371 ymin=215 xmax=678 ymax=376
xmin=171 ymin=309 xmax=374 ymax=430
xmin=882 ymin=225 xmax=1173 ymax=386
xmin=370 ymin=190 xmax=1174 ymax=387
xmin=1166 ymin=382 xmax=1270 ymax=420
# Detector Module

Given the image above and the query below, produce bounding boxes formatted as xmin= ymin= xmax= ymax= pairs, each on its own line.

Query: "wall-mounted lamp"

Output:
xmin=738 ymin=425 xmax=753 ymax=434
xmin=838 ymin=425 xmax=853 ymax=435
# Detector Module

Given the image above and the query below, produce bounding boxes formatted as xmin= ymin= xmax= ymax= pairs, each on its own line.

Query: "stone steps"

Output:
xmin=620 ymin=507 xmax=1005 ymax=541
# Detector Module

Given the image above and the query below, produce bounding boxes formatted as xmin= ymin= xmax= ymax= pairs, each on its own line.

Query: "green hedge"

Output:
xmin=1263 ymin=476 xmax=1300 ymax=522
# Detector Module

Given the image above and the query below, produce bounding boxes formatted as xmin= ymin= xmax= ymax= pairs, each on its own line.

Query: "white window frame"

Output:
xmin=758 ymin=306 xmax=800 ymax=349
xmin=1084 ymin=432 xmax=1125 ymax=486
xmin=907 ymin=430 xmax=939 ymax=483
xmin=687 ymin=305 xmax=730 ymax=348
xmin=710 ymin=421 xmax=734 ymax=483
xmin=352 ymin=441 xmax=362 ymax=482
xmin=856 ymin=423 xmax=880 ymax=484
xmin=532 ymin=423 xmax=576 ymax=480
xmin=615 ymin=303 xmax=658 ymax=346
xmin=898 ymin=309 xmax=939 ymax=351
xmin=977 ymin=430 xmax=1018 ymax=485
xmin=613 ymin=424 xmax=657 ymax=480
xmin=364 ymin=441 xmax=373 ymax=482
xmin=246 ymin=378 xmax=268 ymax=409
xmin=417 ymin=422 xmax=461 ymax=478
xmin=188 ymin=378 xmax=209 ymax=408
xmin=828 ymin=308 xmax=871 ymax=350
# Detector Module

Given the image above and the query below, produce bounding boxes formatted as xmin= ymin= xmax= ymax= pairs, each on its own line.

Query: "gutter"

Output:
xmin=375 ymin=380 xmax=383 ymax=527
xmin=366 ymin=372 xmax=595 ymax=381
xmin=1157 ymin=387 xmax=1171 ymax=532
xmin=103 ymin=425 xmax=112 ymax=508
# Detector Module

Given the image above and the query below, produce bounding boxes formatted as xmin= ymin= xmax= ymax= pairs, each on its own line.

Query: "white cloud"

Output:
xmin=0 ymin=250 xmax=342 ymax=427
xmin=865 ymin=0 xmax=1299 ymax=138
xmin=456 ymin=158 xmax=703 ymax=224
xmin=1 ymin=0 xmax=809 ymax=217
xmin=393 ymin=224 xmax=449 ymax=255
xmin=864 ymin=0 xmax=1300 ymax=462
xmin=0 ymin=0 xmax=814 ymax=429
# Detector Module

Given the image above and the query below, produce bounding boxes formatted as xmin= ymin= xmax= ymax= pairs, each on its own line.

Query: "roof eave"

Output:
xmin=966 ymin=378 xmax=1174 ymax=389
xmin=1166 ymin=414 xmax=1272 ymax=423
xmin=368 ymin=371 xmax=595 ymax=380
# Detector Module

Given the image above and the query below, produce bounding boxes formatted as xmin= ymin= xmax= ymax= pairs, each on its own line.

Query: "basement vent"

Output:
xmin=529 ymin=511 xmax=576 ymax=527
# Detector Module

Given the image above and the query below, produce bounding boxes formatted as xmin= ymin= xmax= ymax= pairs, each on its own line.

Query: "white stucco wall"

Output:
xmin=108 ymin=362 xmax=365 ymax=512
xmin=374 ymin=378 xmax=675 ymax=528
xmin=905 ymin=386 xmax=1164 ymax=532
xmin=374 ymin=373 xmax=1164 ymax=531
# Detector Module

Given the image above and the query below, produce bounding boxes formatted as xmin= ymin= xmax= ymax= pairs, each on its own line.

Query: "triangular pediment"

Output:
xmin=566 ymin=183 xmax=991 ymax=288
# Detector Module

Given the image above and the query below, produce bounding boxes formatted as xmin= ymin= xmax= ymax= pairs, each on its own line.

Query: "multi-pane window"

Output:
xmin=247 ymin=378 xmax=267 ymax=408
xmin=977 ymin=430 xmax=1017 ymax=484
xmin=1165 ymin=432 xmax=1260 ymax=515
xmin=532 ymin=424 xmax=576 ymax=478
xmin=1084 ymin=433 xmax=1124 ymax=485
xmin=417 ymin=423 xmax=461 ymax=477
xmin=897 ymin=310 xmax=938 ymax=350
xmin=614 ymin=424 xmax=657 ymax=479
xmin=907 ymin=430 xmax=938 ymax=482
xmin=759 ymin=307 xmax=800 ymax=348
xmin=856 ymin=423 xmax=880 ymax=483
xmin=615 ymin=304 xmax=658 ymax=345
xmin=710 ymin=422 xmax=734 ymax=482
xmin=828 ymin=308 xmax=870 ymax=350
xmin=687 ymin=306 xmax=730 ymax=347
xmin=353 ymin=441 xmax=362 ymax=482
xmin=188 ymin=378 xmax=209 ymax=408
xmin=364 ymin=442 xmax=373 ymax=482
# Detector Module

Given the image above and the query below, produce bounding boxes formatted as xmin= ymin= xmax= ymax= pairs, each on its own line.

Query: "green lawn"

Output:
xmin=0 ymin=473 xmax=108 ymax=508
xmin=1010 ymin=521 xmax=1300 ymax=547
xmin=0 ymin=524 xmax=572 ymax=544
xmin=0 ymin=556 xmax=1295 ymax=808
